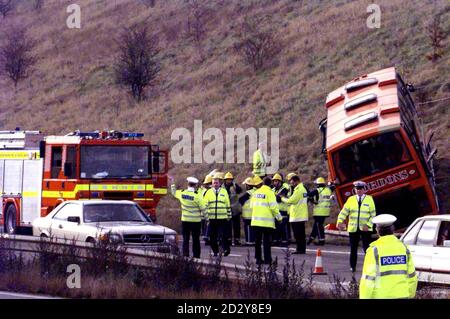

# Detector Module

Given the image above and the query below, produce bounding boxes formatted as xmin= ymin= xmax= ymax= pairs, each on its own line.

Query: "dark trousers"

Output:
xmin=349 ymin=230 xmax=372 ymax=269
xmin=209 ymin=219 xmax=230 ymax=255
xmin=274 ymin=211 xmax=289 ymax=244
xmin=231 ymin=214 xmax=241 ymax=243
xmin=182 ymin=222 xmax=201 ymax=258
xmin=291 ymin=221 xmax=306 ymax=253
xmin=253 ymin=226 xmax=273 ymax=263
xmin=201 ymin=219 xmax=208 ymax=238
xmin=309 ymin=216 xmax=326 ymax=243
xmin=243 ymin=219 xmax=255 ymax=243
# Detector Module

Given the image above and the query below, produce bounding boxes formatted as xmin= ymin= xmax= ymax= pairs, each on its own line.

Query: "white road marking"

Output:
xmin=0 ymin=291 xmax=59 ymax=299
xmin=272 ymin=246 xmax=364 ymax=256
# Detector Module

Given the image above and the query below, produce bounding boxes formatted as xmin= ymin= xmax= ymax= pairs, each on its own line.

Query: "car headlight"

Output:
xmin=165 ymin=234 xmax=176 ymax=244
xmin=100 ymin=232 xmax=123 ymax=244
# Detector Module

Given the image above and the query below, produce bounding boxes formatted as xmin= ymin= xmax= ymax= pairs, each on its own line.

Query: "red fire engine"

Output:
xmin=0 ymin=129 xmax=168 ymax=234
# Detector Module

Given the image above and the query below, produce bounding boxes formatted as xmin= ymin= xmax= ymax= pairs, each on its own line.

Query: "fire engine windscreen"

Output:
xmin=83 ymin=203 xmax=151 ymax=223
xmin=332 ymin=131 xmax=412 ymax=184
xmin=80 ymin=146 xmax=150 ymax=178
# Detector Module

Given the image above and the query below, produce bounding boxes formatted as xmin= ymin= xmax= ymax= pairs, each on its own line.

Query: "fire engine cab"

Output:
xmin=0 ymin=129 xmax=168 ymax=235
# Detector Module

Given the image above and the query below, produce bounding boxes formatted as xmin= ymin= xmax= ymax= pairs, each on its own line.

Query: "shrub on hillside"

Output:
xmin=0 ymin=25 xmax=36 ymax=88
xmin=114 ymin=25 xmax=161 ymax=102
xmin=425 ymin=12 xmax=447 ymax=62
xmin=0 ymin=0 xmax=14 ymax=18
xmin=233 ymin=15 xmax=281 ymax=72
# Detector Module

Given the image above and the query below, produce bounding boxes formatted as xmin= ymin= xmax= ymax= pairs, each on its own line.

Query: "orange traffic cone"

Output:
xmin=312 ymin=249 xmax=327 ymax=275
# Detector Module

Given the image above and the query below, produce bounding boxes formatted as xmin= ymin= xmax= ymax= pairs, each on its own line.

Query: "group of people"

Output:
xmin=170 ymin=169 xmax=334 ymax=265
xmin=169 ymin=146 xmax=418 ymax=299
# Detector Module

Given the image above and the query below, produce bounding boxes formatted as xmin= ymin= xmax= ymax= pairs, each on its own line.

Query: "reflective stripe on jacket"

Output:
xmin=242 ymin=189 xmax=255 ymax=220
xmin=172 ymin=187 xmax=204 ymax=222
xmin=313 ymin=187 xmax=332 ymax=217
xmin=337 ymin=195 xmax=376 ymax=232
xmin=360 ymin=235 xmax=418 ymax=299
xmin=281 ymin=183 xmax=309 ymax=222
xmin=252 ymin=149 xmax=266 ymax=177
xmin=203 ymin=187 xmax=231 ymax=220
xmin=250 ymin=185 xmax=282 ymax=228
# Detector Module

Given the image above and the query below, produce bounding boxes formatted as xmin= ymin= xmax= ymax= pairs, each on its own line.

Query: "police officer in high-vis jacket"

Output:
xmin=281 ymin=173 xmax=309 ymax=254
xmin=250 ymin=176 xmax=282 ymax=265
xmin=238 ymin=177 xmax=256 ymax=245
xmin=360 ymin=214 xmax=417 ymax=299
xmin=307 ymin=177 xmax=334 ymax=246
xmin=337 ymin=180 xmax=376 ymax=272
xmin=171 ymin=177 xmax=205 ymax=258
xmin=272 ymin=173 xmax=290 ymax=246
xmin=203 ymin=173 xmax=232 ymax=256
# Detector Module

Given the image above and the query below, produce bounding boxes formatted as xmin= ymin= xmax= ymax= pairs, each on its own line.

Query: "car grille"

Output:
xmin=123 ymin=234 xmax=164 ymax=244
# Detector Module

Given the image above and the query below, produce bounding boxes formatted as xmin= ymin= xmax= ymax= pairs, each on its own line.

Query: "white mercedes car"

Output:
xmin=401 ymin=214 xmax=450 ymax=285
xmin=32 ymin=200 xmax=177 ymax=249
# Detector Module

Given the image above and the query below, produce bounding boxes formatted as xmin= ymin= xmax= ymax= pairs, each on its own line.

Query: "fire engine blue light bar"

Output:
xmin=123 ymin=133 xmax=144 ymax=138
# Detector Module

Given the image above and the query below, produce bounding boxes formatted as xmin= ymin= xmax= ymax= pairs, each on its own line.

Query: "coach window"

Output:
xmin=51 ymin=146 xmax=63 ymax=179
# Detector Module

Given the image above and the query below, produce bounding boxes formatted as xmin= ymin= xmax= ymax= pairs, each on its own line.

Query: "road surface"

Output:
xmin=182 ymin=241 xmax=365 ymax=283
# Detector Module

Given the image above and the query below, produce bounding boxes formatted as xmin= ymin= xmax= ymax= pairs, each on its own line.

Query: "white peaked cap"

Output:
xmin=187 ymin=177 xmax=199 ymax=184
xmin=372 ymin=214 xmax=397 ymax=227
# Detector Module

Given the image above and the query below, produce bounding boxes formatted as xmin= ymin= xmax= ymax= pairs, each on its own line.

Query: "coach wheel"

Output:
xmin=5 ymin=205 xmax=17 ymax=234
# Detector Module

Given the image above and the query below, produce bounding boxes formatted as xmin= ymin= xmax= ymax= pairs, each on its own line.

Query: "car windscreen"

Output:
xmin=80 ymin=146 xmax=150 ymax=179
xmin=83 ymin=204 xmax=151 ymax=223
xmin=331 ymin=131 xmax=412 ymax=184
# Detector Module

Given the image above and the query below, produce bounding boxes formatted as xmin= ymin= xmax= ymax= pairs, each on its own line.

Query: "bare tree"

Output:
xmin=0 ymin=26 xmax=36 ymax=88
xmin=185 ymin=0 xmax=209 ymax=61
xmin=426 ymin=13 xmax=447 ymax=62
xmin=114 ymin=25 xmax=161 ymax=102
xmin=141 ymin=0 xmax=156 ymax=8
xmin=34 ymin=0 xmax=44 ymax=11
xmin=233 ymin=16 xmax=281 ymax=72
xmin=0 ymin=0 xmax=15 ymax=18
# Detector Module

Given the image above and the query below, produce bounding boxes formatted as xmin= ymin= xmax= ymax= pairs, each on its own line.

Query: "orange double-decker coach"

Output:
xmin=319 ymin=67 xmax=439 ymax=229
xmin=0 ymin=129 xmax=168 ymax=234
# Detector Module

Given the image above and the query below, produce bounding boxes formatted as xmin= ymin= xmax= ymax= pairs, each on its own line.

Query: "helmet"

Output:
xmin=243 ymin=177 xmax=254 ymax=186
xmin=286 ymin=172 xmax=298 ymax=181
xmin=224 ymin=172 xmax=233 ymax=179
xmin=272 ymin=173 xmax=283 ymax=181
xmin=212 ymin=172 xmax=224 ymax=180
xmin=203 ymin=175 xmax=213 ymax=184
xmin=315 ymin=177 xmax=326 ymax=184
xmin=252 ymin=175 xmax=263 ymax=185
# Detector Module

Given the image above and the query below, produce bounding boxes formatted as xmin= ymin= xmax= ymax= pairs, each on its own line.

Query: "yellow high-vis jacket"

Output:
xmin=281 ymin=183 xmax=309 ymax=222
xmin=360 ymin=235 xmax=418 ymax=299
xmin=252 ymin=149 xmax=266 ymax=177
xmin=171 ymin=185 xmax=205 ymax=222
xmin=337 ymin=195 xmax=376 ymax=232
xmin=251 ymin=185 xmax=282 ymax=229
xmin=203 ymin=187 xmax=231 ymax=220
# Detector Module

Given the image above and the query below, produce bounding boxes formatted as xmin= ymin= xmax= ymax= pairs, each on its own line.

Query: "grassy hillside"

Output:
xmin=0 ymin=0 xmax=448 ymax=230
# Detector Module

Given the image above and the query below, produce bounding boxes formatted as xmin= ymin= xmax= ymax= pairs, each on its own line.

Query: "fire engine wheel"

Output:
xmin=5 ymin=205 xmax=17 ymax=234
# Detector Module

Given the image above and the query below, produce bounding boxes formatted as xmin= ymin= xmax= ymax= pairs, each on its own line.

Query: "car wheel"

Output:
xmin=40 ymin=233 xmax=48 ymax=238
xmin=5 ymin=205 xmax=17 ymax=234
xmin=86 ymin=237 xmax=95 ymax=244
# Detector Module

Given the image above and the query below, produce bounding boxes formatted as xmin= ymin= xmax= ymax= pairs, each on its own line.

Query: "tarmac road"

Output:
xmin=181 ymin=240 xmax=365 ymax=284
